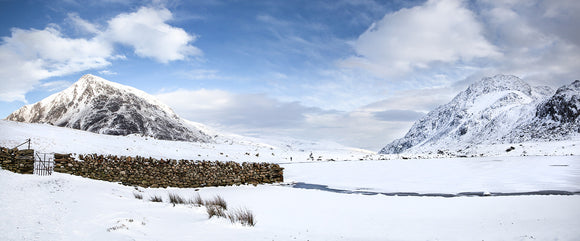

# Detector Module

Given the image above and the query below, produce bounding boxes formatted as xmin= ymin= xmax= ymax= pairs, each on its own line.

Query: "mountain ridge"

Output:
xmin=380 ymin=74 xmax=579 ymax=154
xmin=6 ymin=74 xmax=212 ymax=143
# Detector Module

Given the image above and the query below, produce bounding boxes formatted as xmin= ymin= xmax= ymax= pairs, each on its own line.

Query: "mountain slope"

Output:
xmin=380 ymin=75 xmax=579 ymax=154
xmin=6 ymin=74 xmax=212 ymax=143
xmin=505 ymin=80 xmax=580 ymax=142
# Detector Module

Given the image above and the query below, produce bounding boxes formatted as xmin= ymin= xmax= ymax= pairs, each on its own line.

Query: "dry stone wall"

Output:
xmin=52 ymin=153 xmax=284 ymax=188
xmin=0 ymin=145 xmax=284 ymax=188
xmin=0 ymin=147 xmax=34 ymax=174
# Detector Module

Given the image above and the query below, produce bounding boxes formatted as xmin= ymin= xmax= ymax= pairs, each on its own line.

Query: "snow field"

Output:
xmin=0 ymin=120 xmax=373 ymax=163
xmin=2 ymin=120 xmax=580 ymax=240
xmin=282 ymin=155 xmax=580 ymax=194
xmin=1 ymin=169 xmax=579 ymax=241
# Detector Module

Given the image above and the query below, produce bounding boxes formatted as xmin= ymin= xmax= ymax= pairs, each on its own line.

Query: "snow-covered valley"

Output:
xmin=1 ymin=120 xmax=580 ymax=240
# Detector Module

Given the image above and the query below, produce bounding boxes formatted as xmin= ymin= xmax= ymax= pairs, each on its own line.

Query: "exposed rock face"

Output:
xmin=504 ymin=80 xmax=580 ymax=142
xmin=6 ymin=74 xmax=212 ymax=143
xmin=536 ymin=80 xmax=579 ymax=123
xmin=380 ymin=75 xmax=579 ymax=154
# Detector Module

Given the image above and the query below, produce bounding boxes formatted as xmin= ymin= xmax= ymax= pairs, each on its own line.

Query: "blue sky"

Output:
xmin=1 ymin=0 xmax=579 ymax=150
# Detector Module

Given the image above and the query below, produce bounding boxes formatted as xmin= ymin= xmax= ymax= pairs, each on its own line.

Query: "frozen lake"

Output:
xmin=282 ymin=156 xmax=580 ymax=194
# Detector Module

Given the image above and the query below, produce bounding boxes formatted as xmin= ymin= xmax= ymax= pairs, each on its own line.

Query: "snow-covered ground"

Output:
xmin=1 ymin=167 xmax=580 ymax=241
xmin=1 ymin=120 xmax=578 ymax=163
xmin=1 ymin=120 xmax=580 ymax=240
xmin=0 ymin=120 xmax=374 ymax=163
xmin=401 ymin=138 xmax=580 ymax=158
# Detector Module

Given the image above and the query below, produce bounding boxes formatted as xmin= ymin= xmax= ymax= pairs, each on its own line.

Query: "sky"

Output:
xmin=0 ymin=0 xmax=579 ymax=151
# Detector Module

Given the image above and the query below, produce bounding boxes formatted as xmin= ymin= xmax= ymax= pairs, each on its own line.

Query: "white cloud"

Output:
xmin=0 ymin=6 xmax=201 ymax=102
xmin=156 ymin=89 xmax=418 ymax=150
xmin=362 ymin=86 xmax=460 ymax=113
xmin=98 ymin=70 xmax=118 ymax=75
xmin=342 ymin=0 xmax=499 ymax=77
xmin=0 ymin=27 xmax=113 ymax=102
xmin=372 ymin=109 xmax=425 ymax=122
xmin=477 ymin=0 xmax=580 ymax=86
xmin=0 ymin=47 xmax=50 ymax=102
xmin=67 ymin=13 xmax=101 ymax=34
xmin=179 ymin=69 xmax=221 ymax=80
xmin=157 ymin=89 xmax=232 ymax=112
xmin=333 ymin=0 xmax=580 ymax=99
xmin=157 ymin=89 xmax=314 ymax=128
xmin=302 ymin=111 xmax=414 ymax=150
xmin=38 ymin=80 xmax=72 ymax=92
xmin=105 ymin=7 xmax=202 ymax=63
xmin=5 ymin=27 xmax=113 ymax=73
xmin=84 ymin=7 xmax=202 ymax=63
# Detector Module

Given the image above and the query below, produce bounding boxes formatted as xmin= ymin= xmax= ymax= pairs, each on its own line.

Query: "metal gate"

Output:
xmin=34 ymin=152 xmax=54 ymax=176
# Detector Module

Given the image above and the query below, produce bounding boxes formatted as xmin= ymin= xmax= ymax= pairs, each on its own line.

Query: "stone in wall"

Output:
xmin=0 ymin=147 xmax=35 ymax=174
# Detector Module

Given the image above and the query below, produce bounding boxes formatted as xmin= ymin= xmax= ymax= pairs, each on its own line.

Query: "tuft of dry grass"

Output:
xmin=133 ymin=192 xmax=143 ymax=200
xmin=236 ymin=208 xmax=256 ymax=227
xmin=226 ymin=212 xmax=236 ymax=224
xmin=191 ymin=193 xmax=204 ymax=206
xmin=188 ymin=193 xmax=256 ymax=227
xmin=229 ymin=208 xmax=256 ymax=227
xmin=143 ymin=191 xmax=256 ymax=227
xmin=168 ymin=193 xmax=186 ymax=205
xmin=149 ymin=195 xmax=163 ymax=202
xmin=205 ymin=195 xmax=227 ymax=210
xmin=206 ymin=205 xmax=227 ymax=219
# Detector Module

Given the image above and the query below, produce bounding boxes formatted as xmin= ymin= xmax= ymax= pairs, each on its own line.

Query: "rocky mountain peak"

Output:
xmin=6 ymin=74 xmax=212 ymax=143
xmin=535 ymin=80 xmax=579 ymax=123
xmin=457 ymin=74 xmax=532 ymax=102
xmin=379 ymin=76 xmax=577 ymax=154
xmin=555 ymin=80 xmax=580 ymax=95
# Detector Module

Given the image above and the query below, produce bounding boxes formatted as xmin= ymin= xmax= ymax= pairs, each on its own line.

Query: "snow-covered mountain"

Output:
xmin=380 ymin=75 xmax=579 ymax=154
xmin=6 ymin=74 xmax=212 ymax=143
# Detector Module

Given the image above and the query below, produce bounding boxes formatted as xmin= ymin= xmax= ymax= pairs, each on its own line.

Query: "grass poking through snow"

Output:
xmin=234 ymin=208 xmax=256 ymax=227
xmin=227 ymin=208 xmax=256 ymax=227
xmin=206 ymin=205 xmax=227 ymax=219
xmin=133 ymin=192 xmax=143 ymax=200
xmin=205 ymin=195 xmax=227 ymax=210
xmin=192 ymin=193 xmax=204 ymax=206
xmin=143 ymin=191 xmax=255 ymax=227
xmin=168 ymin=193 xmax=186 ymax=205
xmin=149 ymin=195 xmax=163 ymax=202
